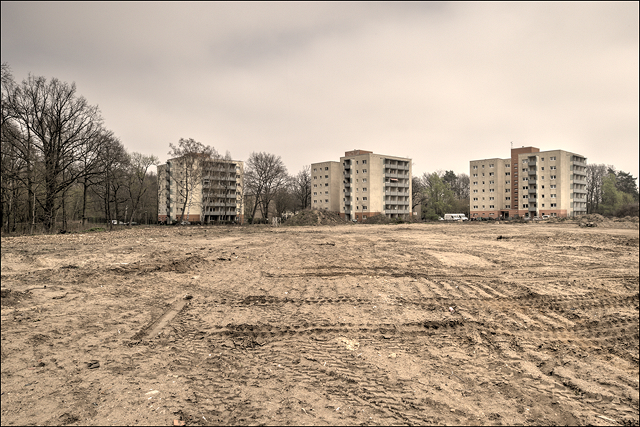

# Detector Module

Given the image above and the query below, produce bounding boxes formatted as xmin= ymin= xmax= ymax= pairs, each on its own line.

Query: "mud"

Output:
xmin=1 ymin=222 xmax=638 ymax=426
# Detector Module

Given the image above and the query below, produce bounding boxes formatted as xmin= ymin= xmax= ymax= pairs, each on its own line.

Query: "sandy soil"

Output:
xmin=1 ymin=222 xmax=638 ymax=426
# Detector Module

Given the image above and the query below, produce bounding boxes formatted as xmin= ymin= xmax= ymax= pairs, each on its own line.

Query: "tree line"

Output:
xmin=587 ymin=165 xmax=638 ymax=217
xmin=412 ymin=171 xmax=470 ymax=220
xmin=1 ymin=63 xmax=158 ymax=234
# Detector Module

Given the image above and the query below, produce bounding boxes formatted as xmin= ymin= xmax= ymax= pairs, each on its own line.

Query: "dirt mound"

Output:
xmin=361 ymin=214 xmax=392 ymax=224
xmin=284 ymin=209 xmax=351 ymax=226
xmin=578 ymin=214 xmax=639 ymax=229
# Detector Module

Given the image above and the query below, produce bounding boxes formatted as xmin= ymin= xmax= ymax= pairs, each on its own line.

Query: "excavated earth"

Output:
xmin=1 ymin=222 xmax=638 ymax=426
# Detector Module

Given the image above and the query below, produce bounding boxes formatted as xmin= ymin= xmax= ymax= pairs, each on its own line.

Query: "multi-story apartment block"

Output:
xmin=312 ymin=150 xmax=412 ymax=221
xmin=470 ymin=146 xmax=587 ymax=219
xmin=310 ymin=161 xmax=342 ymax=212
xmin=158 ymin=156 xmax=244 ymax=224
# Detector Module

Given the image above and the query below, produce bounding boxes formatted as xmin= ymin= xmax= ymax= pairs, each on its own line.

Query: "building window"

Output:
xmin=363 ymin=169 xmax=367 ymax=173
xmin=550 ymin=166 xmax=557 ymax=170
xmin=325 ymin=167 xmax=328 ymax=170
xmin=325 ymin=183 xmax=329 ymax=186
xmin=313 ymin=168 xmax=317 ymax=172
xmin=325 ymin=175 xmax=328 ymax=178
xmin=550 ymin=156 xmax=556 ymax=161
xmin=314 ymin=200 xmax=317 ymax=203
xmin=313 ymin=192 xmax=317 ymax=195
xmin=363 ymin=206 xmax=367 ymax=210
xmin=473 ymin=205 xmax=478 ymax=209
xmin=363 ymin=197 xmax=367 ymax=201
xmin=363 ymin=178 xmax=367 ymax=182
xmin=505 ymin=189 xmax=510 ymax=193
xmin=550 ymin=175 xmax=556 ymax=180
xmin=550 ymin=184 xmax=556 ymax=189
xmin=325 ymin=191 xmax=329 ymax=194
xmin=541 ymin=167 xmax=544 ymax=171
xmin=551 ymin=194 xmax=556 ymax=198
xmin=551 ymin=203 xmax=557 ymax=207
xmin=473 ymin=165 xmax=478 ymax=169
xmin=505 ymin=197 xmax=510 ymax=200
xmin=489 ymin=205 xmax=495 ymax=208
xmin=362 ymin=187 xmax=367 ymax=191
xmin=362 ymin=160 xmax=367 ymax=164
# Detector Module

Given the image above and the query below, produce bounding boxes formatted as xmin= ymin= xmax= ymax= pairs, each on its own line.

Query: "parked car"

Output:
xmin=542 ymin=215 xmax=550 ymax=220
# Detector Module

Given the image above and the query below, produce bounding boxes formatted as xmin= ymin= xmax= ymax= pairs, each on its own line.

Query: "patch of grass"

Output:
xmin=85 ymin=227 xmax=106 ymax=233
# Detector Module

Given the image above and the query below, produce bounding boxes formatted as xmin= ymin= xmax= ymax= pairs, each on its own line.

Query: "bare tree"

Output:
xmin=587 ymin=164 xmax=608 ymax=214
xmin=5 ymin=74 xmax=105 ymax=231
xmin=91 ymin=134 xmax=128 ymax=229
xmin=244 ymin=152 xmax=288 ymax=223
xmin=124 ymin=152 xmax=158 ymax=225
xmin=168 ymin=138 xmax=218 ymax=223
xmin=291 ymin=165 xmax=311 ymax=212
xmin=411 ymin=176 xmax=425 ymax=211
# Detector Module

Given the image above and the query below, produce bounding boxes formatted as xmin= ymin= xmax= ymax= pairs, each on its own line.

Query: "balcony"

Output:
xmin=385 ymin=172 xmax=399 ymax=178
xmin=528 ymin=160 xmax=537 ymax=167
xmin=528 ymin=187 xmax=536 ymax=193
xmin=572 ymin=159 xmax=586 ymax=167
xmin=528 ymin=179 xmax=537 ymax=186
xmin=385 ymin=182 xmax=398 ymax=188
xmin=573 ymin=178 xmax=586 ymax=185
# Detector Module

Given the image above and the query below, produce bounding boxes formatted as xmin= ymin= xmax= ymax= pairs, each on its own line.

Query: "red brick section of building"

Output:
xmin=343 ymin=149 xmax=373 ymax=157
xmin=511 ymin=146 xmax=539 ymax=218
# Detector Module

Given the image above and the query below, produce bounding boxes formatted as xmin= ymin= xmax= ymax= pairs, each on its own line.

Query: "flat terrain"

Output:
xmin=1 ymin=222 xmax=638 ymax=426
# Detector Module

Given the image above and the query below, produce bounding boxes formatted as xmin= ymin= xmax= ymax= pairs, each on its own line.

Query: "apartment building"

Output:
xmin=158 ymin=156 xmax=244 ymax=224
xmin=312 ymin=150 xmax=412 ymax=221
xmin=470 ymin=146 xmax=587 ymax=219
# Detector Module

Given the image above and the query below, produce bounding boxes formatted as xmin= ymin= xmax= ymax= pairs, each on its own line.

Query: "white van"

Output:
xmin=444 ymin=214 xmax=468 ymax=221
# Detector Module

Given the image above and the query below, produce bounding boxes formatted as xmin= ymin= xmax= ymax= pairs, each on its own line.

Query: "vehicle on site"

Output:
xmin=542 ymin=215 xmax=550 ymax=220
xmin=443 ymin=213 xmax=469 ymax=221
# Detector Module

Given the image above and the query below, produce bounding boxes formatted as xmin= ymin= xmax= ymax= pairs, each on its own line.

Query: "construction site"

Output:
xmin=1 ymin=219 xmax=638 ymax=426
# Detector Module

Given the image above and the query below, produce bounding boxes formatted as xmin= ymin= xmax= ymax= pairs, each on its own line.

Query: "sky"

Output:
xmin=2 ymin=2 xmax=638 ymax=181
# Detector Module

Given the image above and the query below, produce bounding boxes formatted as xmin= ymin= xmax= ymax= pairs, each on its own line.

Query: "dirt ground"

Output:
xmin=1 ymin=222 xmax=638 ymax=426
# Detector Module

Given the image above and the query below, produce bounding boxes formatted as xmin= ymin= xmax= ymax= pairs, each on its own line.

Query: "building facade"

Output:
xmin=158 ymin=156 xmax=244 ymax=224
xmin=312 ymin=150 xmax=412 ymax=221
xmin=470 ymin=147 xmax=587 ymax=219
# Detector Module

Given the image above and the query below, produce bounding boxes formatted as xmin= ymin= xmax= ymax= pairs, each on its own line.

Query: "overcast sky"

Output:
xmin=2 ymin=2 xmax=638 ymax=180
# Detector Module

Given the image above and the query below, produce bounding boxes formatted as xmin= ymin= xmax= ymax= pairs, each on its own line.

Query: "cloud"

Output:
xmin=2 ymin=2 xmax=638 ymax=179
